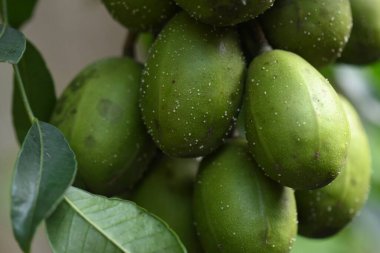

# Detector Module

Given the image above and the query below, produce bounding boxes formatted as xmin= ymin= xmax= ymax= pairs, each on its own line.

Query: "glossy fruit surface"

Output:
xmin=174 ymin=0 xmax=275 ymax=26
xmin=140 ymin=12 xmax=245 ymax=157
xmin=102 ymin=0 xmax=177 ymax=31
xmin=296 ymin=97 xmax=371 ymax=238
xmin=193 ymin=139 xmax=297 ymax=253
xmin=245 ymin=50 xmax=350 ymax=190
xmin=51 ymin=58 xmax=156 ymax=195
xmin=132 ymin=156 xmax=203 ymax=253
xmin=260 ymin=0 xmax=352 ymax=67
xmin=340 ymin=0 xmax=380 ymax=64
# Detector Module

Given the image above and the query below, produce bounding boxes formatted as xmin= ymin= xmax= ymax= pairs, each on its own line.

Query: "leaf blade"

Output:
xmin=0 ymin=0 xmax=38 ymax=28
xmin=11 ymin=121 xmax=77 ymax=252
xmin=0 ymin=24 xmax=26 ymax=64
xmin=46 ymin=187 xmax=187 ymax=253
xmin=12 ymin=40 xmax=56 ymax=143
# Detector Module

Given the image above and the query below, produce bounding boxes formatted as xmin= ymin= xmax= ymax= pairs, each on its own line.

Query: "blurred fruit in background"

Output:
xmin=292 ymin=61 xmax=380 ymax=252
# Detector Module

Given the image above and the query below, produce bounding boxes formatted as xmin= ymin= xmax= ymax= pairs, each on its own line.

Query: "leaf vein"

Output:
xmin=63 ymin=195 xmax=129 ymax=253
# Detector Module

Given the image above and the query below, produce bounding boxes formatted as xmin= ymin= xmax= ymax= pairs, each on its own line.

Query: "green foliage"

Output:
xmin=0 ymin=24 xmax=26 ymax=64
xmin=46 ymin=187 xmax=187 ymax=253
xmin=366 ymin=123 xmax=380 ymax=195
xmin=0 ymin=0 xmax=38 ymax=28
xmin=366 ymin=61 xmax=380 ymax=98
xmin=132 ymin=156 xmax=203 ymax=253
xmin=11 ymin=121 xmax=77 ymax=253
xmin=12 ymin=40 xmax=56 ymax=143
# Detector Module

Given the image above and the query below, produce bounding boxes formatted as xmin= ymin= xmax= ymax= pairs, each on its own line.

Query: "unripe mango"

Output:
xmin=102 ymin=0 xmax=177 ymax=31
xmin=245 ymin=50 xmax=350 ymax=190
xmin=174 ymin=0 xmax=275 ymax=26
xmin=340 ymin=0 xmax=380 ymax=64
xmin=193 ymin=139 xmax=297 ymax=253
xmin=296 ymin=97 xmax=371 ymax=238
xmin=260 ymin=0 xmax=352 ymax=67
xmin=140 ymin=12 xmax=245 ymax=157
xmin=132 ymin=156 xmax=203 ymax=253
xmin=51 ymin=58 xmax=156 ymax=195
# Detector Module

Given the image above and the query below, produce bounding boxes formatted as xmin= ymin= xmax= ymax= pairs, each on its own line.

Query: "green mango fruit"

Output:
xmin=260 ymin=0 xmax=352 ymax=67
xmin=132 ymin=155 xmax=203 ymax=253
xmin=102 ymin=0 xmax=177 ymax=31
xmin=51 ymin=58 xmax=156 ymax=195
xmin=140 ymin=12 xmax=245 ymax=157
xmin=245 ymin=50 xmax=350 ymax=190
xmin=296 ymin=97 xmax=371 ymax=238
xmin=134 ymin=32 xmax=155 ymax=64
xmin=292 ymin=206 xmax=380 ymax=253
xmin=340 ymin=0 xmax=380 ymax=64
xmin=193 ymin=139 xmax=297 ymax=253
xmin=174 ymin=0 xmax=274 ymax=26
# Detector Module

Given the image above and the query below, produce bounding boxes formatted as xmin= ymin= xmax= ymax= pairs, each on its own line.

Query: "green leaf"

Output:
xmin=46 ymin=187 xmax=187 ymax=253
xmin=12 ymin=40 xmax=56 ymax=143
xmin=365 ymin=62 xmax=380 ymax=98
xmin=0 ymin=24 xmax=26 ymax=64
xmin=365 ymin=123 xmax=380 ymax=194
xmin=0 ymin=0 xmax=38 ymax=28
xmin=11 ymin=121 xmax=77 ymax=253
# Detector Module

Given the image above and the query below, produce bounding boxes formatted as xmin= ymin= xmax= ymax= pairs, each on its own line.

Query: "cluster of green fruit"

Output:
xmin=50 ymin=0 xmax=377 ymax=252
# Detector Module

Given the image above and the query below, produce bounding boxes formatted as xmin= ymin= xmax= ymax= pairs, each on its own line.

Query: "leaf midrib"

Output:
xmin=27 ymin=121 xmax=44 ymax=237
xmin=63 ymin=195 xmax=130 ymax=253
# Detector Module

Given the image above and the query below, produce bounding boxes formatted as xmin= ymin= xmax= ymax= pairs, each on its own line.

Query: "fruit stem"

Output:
xmin=0 ymin=0 xmax=8 ymax=38
xmin=250 ymin=20 xmax=272 ymax=54
xmin=13 ymin=64 xmax=37 ymax=124
xmin=123 ymin=31 xmax=137 ymax=58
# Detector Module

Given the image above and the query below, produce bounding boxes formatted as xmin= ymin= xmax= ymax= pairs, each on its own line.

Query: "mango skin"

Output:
xmin=245 ymin=50 xmax=350 ymax=190
xmin=260 ymin=0 xmax=352 ymax=67
xmin=102 ymin=0 xmax=177 ymax=31
xmin=193 ymin=139 xmax=297 ymax=253
xmin=296 ymin=97 xmax=371 ymax=238
xmin=140 ymin=12 xmax=245 ymax=158
xmin=174 ymin=0 xmax=274 ymax=26
xmin=51 ymin=58 xmax=156 ymax=196
xmin=340 ymin=0 xmax=380 ymax=64
xmin=132 ymin=156 xmax=203 ymax=253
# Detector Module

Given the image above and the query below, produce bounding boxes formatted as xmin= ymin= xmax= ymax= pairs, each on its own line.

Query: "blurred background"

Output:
xmin=0 ymin=0 xmax=380 ymax=252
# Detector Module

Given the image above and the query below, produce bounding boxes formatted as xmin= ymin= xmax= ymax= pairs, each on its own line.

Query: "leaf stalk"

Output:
xmin=13 ymin=64 xmax=36 ymax=124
